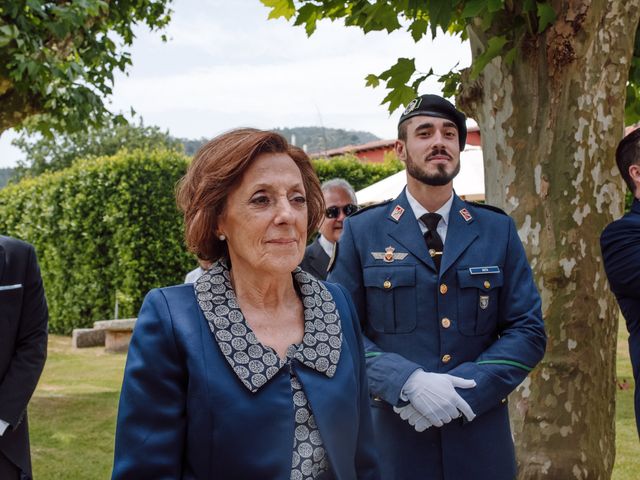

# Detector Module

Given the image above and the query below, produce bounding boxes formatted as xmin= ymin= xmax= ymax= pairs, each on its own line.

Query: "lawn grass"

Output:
xmin=27 ymin=327 xmax=638 ymax=479
xmin=612 ymin=319 xmax=639 ymax=480
xmin=30 ymin=336 xmax=126 ymax=479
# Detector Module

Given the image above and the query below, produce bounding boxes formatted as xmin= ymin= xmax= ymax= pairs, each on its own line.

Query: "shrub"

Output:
xmin=0 ymin=149 xmax=193 ymax=333
xmin=311 ymin=153 xmax=403 ymax=191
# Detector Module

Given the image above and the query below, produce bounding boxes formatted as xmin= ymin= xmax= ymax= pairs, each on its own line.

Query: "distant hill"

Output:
xmin=0 ymin=168 xmax=15 ymax=189
xmin=273 ymin=127 xmax=379 ymax=154
xmin=176 ymin=127 xmax=379 ymax=157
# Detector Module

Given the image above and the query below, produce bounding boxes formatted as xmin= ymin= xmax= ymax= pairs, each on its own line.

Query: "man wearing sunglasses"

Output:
xmin=328 ymin=94 xmax=546 ymax=479
xmin=300 ymin=178 xmax=358 ymax=280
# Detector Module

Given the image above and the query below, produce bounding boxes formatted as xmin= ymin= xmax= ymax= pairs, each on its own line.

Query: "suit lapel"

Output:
xmin=386 ymin=190 xmax=437 ymax=271
xmin=310 ymin=239 xmax=330 ymax=275
xmin=440 ymin=195 xmax=479 ymax=275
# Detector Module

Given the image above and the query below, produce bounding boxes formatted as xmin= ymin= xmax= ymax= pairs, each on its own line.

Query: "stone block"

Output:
xmin=93 ymin=318 xmax=137 ymax=331
xmin=72 ymin=328 xmax=106 ymax=348
xmin=105 ymin=330 xmax=133 ymax=353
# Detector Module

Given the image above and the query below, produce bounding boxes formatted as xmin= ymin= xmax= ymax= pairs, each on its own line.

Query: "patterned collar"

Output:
xmin=195 ymin=259 xmax=342 ymax=393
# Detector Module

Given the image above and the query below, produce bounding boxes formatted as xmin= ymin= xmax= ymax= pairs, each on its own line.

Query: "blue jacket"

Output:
xmin=328 ymin=190 xmax=546 ymax=480
xmin=601 ymin=198 xmax=640 ymax=437
xmin=112 ymin=276 xmax=379 ymax=479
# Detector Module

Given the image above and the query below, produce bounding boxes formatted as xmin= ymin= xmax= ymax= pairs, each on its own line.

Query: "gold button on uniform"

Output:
xmin=383 ymin=280 xmax=392 ymax=289
xmin=442 ymin=354 xmax=452 ymax=364
xmin=441 ymin=317 xmax=451 ymax=328
xmin=484 ymin=280 xmax=491 ymax=289
xmin=439 ymin=284 xmax=448 ymax=294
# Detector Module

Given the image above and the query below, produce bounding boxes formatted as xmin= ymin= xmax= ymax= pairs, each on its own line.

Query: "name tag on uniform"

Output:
xmin=0 ymin=283 xmax=22 ymax=291
xmin=469 ymin=266 xmax=500 ymax=275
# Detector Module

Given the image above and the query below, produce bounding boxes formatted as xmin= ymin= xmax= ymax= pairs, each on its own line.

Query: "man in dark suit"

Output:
xmin=300 ymin=178 xmax=358 ymax=280
xmin=328 ymin=94 xmax=546 ymax=479
xmin=0 ymin=236 xmax=48 ymax=480
xmin=601 ymin=128 xmax=640 ymax=438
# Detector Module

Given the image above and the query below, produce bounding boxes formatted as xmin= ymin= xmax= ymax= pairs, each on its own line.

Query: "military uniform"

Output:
xmin=600 ymin=198 xmax=640 ymax=437
xmin=328 ymin=189 xmax=546 ymax=479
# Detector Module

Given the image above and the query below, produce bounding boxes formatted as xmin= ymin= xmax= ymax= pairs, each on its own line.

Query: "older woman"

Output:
xmin=112 ymin=128 xmax=380 ymax=479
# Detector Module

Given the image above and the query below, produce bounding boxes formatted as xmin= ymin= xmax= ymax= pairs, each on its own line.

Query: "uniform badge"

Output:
xmin=459 ymin=208 xmax=473 ymax=222
xmin=371 ymin=246 xmax=408 ymax=263
xmin=390 ymin=205 xmax=405 ymax=222
xmin=479 ymin=295 xmax=489 ymax=310
xmin=403 ymin=97 xmax=422 ymax=115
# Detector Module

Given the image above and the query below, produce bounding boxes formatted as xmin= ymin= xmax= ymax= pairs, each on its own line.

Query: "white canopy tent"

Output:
xmin=355 ymin=146 xmax=485 ymax=205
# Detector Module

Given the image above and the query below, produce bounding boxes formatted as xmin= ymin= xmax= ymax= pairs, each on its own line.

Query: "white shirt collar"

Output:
xmin=405 ymin=188 xmax=454 ymax=225
xmin=318 ymin=235 xmax=334 ymax=258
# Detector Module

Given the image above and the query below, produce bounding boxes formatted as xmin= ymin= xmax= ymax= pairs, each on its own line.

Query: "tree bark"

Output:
xmin=458 ymin=1 xmax=640 ymax=478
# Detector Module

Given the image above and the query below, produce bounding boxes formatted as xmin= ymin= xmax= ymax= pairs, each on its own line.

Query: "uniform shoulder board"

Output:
xmin=351 ymin=198 xmax=394 ymax=217
xmin=467 ymin=201 xmax=507 ymax=216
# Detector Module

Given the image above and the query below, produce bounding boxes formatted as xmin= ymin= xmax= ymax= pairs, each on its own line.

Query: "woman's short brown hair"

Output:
xmin=176 ymin=128 xmax=324 ymax=262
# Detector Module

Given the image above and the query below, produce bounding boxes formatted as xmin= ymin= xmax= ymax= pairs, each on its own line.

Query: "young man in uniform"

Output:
xmin=328 ymin=94 xmax=547 ymax=479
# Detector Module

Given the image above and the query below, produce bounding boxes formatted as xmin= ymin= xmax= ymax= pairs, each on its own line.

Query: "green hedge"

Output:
xmin=0 ymin=149 xmax=193 ymax=334
xmin=0 ymin=149 xmax=402 ymax=333
xmin=311 ymin=153 xmax=403 ymax=191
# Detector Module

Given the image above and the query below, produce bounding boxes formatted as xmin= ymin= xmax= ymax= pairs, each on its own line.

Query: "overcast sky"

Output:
xmin=0 ymin=0 xmax=470 ymax=168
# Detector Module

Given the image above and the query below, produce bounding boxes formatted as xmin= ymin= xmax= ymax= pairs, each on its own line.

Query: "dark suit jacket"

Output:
xmin=112 ymin=267 xmax=379 ymax=479
xmin=601 ymin=198 xmax=640 ymax=436
xmin=0 ymin=236 xmax=48 ymax=479
xmin=300 ymin=237 xmax=331 ymax=280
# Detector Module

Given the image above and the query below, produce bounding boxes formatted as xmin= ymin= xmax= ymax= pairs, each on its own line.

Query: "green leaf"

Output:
xmin=408 ymin=19 xmax=429 ymax=42
xmin=260 ymin=0 xmax=296 ymax=20
xmin=382 ymin=85 xmax=419 ymax=113
xmin=294 ymin=4 xmax=320 ymax=36
xmin=471 ymin=35 xmax=508 ymax=79
xmin=365 ymin=74 xmax=380 ymax=88
xmin=504 ymin=46 xmax=518 ymax=66
xmin=461 ymin=0 xmax=486 ymax=18
xmin=428 ymin=2 xmax=453 ymax=37
xmin=410 ymin=68 xmax=433 ymax=90
xmin=378 ymin=57 xmax=416 ymax=85
xmin=438 ymin=70 xmax=462 ymax=98
xmin=537 ymin=2 xmax=556 ymax=33
xmin=487 ymin=0 xmax=504 ymax=13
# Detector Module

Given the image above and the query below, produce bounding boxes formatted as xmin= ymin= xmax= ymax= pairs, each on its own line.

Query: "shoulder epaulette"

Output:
xmin=351 ymin=198 xmax=394 ymax=217
xmin=467 ymin=201 xmax=507 ymax=216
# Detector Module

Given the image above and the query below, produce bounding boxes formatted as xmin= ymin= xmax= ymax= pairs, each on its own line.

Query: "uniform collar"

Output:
xmin=632 ymin=198 xmax=640 ymax=214
xmin=195 ymin=258 xmax=342 ymax=393
xmin=405 ymin=187 xmax=454 ymax=226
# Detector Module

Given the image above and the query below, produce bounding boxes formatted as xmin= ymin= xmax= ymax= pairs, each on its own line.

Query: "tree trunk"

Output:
xmin=458 ymin=2 xmax=640 ymax=478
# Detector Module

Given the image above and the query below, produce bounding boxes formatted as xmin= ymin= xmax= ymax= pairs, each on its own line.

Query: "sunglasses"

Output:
xmin=325 ymin=204 xmax=358 ymax=219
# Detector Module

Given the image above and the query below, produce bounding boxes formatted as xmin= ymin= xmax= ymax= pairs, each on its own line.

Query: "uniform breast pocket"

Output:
xmin=456 ymin=268 xmax=503 ymax=336
xmin=363 ymin=265 xmax=416 ymax=333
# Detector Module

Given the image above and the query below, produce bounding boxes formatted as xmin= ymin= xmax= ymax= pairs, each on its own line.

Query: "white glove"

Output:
xmin=393 ymin=404 xmax=432 ymax=432
xmin=402 ymin=370 xmax=477 ymax=427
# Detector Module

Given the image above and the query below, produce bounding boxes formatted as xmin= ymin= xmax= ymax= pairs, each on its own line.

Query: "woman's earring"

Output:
xmin=218 ymin=234 xmax=226 ymax=241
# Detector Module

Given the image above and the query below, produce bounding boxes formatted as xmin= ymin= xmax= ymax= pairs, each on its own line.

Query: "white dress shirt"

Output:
xmin=405 ymin=188 xmax=454 ymax=244
xmin=318 ymin=235 xmax=335 ymax=258
xmin=0 ymin=418 xmax=9 ymax=436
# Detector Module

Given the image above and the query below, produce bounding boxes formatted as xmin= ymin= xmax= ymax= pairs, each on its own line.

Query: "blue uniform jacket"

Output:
xmin=601 ymin=198 xmax=640 ymax=437
xmin=328 ymin=190 xmax=546 ymax=480
xmin=112 ymin=280 xmax=379 ymax=479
